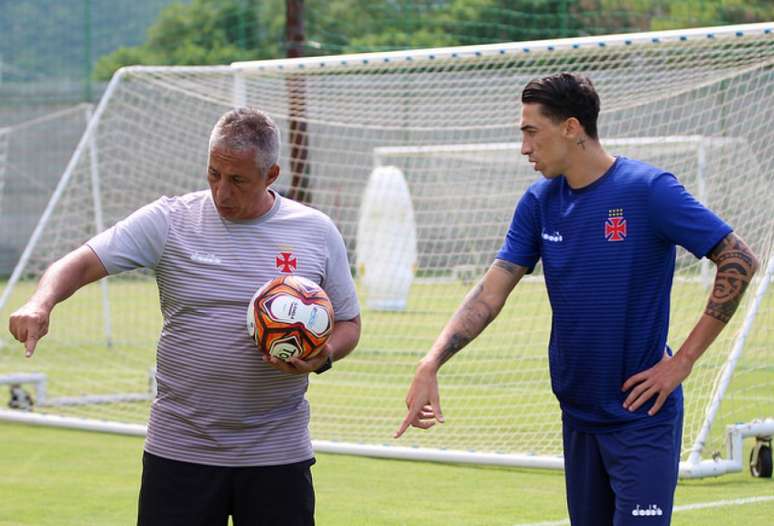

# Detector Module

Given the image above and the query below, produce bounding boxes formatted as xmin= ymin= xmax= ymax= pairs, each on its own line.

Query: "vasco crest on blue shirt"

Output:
xmin=605 ymin=208 xmax=627 ymax=242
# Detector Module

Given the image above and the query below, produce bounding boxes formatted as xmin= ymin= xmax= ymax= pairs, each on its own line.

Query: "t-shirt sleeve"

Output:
xmin=86 ymin=197 xmax=171 ymax=274
xmin=496 ymin=190 xmax=541 ymax=273
xmin=648 ymin=173 xmax=732 ymax=259
xmin=322 ymin=220 xmax=360 ymax=320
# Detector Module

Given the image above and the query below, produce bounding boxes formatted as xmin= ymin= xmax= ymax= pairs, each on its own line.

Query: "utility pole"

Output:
xmin=237 ymin=0 xmax=248 ymax=50
xmin=84 ymin=0 xmax=93 ymax=102
xmin=286 ymin=0 xmax=309 ymax=203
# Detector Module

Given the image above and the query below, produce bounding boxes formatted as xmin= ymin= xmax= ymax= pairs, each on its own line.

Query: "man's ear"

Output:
xmin=563 ymin=117 xmax=584 ymax=139
xmin=266 ymin=164 xmax=281 ymax=185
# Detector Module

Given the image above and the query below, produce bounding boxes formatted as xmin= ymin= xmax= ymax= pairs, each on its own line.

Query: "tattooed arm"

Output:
xmin=394 ymin=259 xmax=527 ymax=437
xmin=425 ymin=259 xmax=526 ymax=367
xmin=622 ymin=232 xmax=759 ymax=415
xmin=704 ymin=233 xmax=759 ymax=323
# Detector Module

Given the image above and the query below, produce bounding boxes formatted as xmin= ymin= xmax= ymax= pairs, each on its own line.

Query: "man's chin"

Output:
xmin=532 ymin=163 xmax=552 ymax=178
xmin=217 ymin=206 xmax=237 ymax=218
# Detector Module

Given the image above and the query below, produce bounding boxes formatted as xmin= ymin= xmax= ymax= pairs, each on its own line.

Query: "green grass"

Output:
xmin=1 ymin=422 xmax=773 ymax=526
xmin=1 ymin=276 xmax=773 ymax=524
xmin=5 ymin=275 xmax=770 ymax=457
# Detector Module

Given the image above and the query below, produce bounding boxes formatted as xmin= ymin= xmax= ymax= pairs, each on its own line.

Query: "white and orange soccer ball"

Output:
xmin=246 ymin=275 xmax=334 ymax=362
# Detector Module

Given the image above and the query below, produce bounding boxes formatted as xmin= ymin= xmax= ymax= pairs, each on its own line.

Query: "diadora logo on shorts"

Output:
xmin=631 ymin=504 xmax=663 ymax=517
xmin=190 ymin=252 xmax=222 ymax=265
xmin=541 ymin=230 xmax=563 ymax=242
xmin=605 ymin=208 xmax=628 ymax=242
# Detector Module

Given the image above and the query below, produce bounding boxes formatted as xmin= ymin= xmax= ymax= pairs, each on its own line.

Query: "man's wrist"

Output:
xmin=29 ymin=295 xmax=55 ymax=314
xmin=314 ymin=353 xmax=333 ymax=374
xmin=673 ymin=349 xmax=697 ymax=371
xmin=418 ymin=355 xmax=442 ymax=374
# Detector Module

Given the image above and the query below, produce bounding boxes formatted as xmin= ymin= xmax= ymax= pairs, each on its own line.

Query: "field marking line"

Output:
xmin=674 ymin=495 xmax=774 ymax=512
xmin=512 ymin=495 xmax=774 ymax=526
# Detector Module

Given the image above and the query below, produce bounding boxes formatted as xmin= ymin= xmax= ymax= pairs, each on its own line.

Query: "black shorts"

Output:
xmin=137 ymin=451 xmax=316 ymax=526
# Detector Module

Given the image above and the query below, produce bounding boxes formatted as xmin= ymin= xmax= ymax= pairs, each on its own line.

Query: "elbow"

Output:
xmin=750 ymin=251 xmax=761 ymax=275
xmin=350 ymin=321 xmax=362 ymax=350
xmin=748 ymin=248 xmax=761 ymax=277
xmin=356 ymin=318 xmax=363 ymax=341
xmin=342 ymin=315 xmax=362 ymax=351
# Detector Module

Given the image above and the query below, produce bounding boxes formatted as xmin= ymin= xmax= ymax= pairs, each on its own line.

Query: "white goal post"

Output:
xmin=1 ymin=23 xmax=773 ymax=479
xmin=0 ymin=105 xmax=93 ymax=276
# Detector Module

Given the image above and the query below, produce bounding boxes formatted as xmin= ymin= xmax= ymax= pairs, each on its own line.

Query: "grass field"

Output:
xmin=1 ymin=275 xmax=773 ymax=524
xmin=1 ymin=422 xmax=773 ymax=526
xmin=1 ymin=275 xmax=771 ymax=456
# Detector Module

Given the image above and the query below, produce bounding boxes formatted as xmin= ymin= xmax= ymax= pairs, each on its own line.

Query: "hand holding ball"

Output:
xmin=247 ymin=275 xmax=334 ymax=362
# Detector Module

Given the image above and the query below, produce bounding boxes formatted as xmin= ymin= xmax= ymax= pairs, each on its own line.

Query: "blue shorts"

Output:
xmin=562 ymin=410 xmax=683 ymax=526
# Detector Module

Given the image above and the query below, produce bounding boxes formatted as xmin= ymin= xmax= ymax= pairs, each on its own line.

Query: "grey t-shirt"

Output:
xmin=87 ymin=189 xmax=359 ymax=466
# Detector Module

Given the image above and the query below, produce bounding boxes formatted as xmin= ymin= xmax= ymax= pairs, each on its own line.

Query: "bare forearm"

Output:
xmin=328 ymin=316 xmax=361 ymax=361
xmin=31 ymin=246 xmax=108 ymax=311
xmin=10 ymin=245 xmax=108 ymax=356
xmin=674 ymin=314 xmax=725 ymax=367
xmin=396 ymin=261 xmax=526 ymax=438
xmin=424 ymin=260 xmax=526 ymax=370
xmin=430 ymin=283 xmax=498 ymax=366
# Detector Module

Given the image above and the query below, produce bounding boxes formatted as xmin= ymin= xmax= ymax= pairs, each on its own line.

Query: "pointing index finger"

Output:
xmin=394 ymin=402 xmax=421 ymax=439
xmin=25 ymin=336 xmax=38 ymax=358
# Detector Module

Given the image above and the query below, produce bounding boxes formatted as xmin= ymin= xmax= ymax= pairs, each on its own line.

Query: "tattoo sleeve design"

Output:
xmin=438 ymin=259 xmax=526 ymax=364
xmin=440 ymin=333 xmax=471 ymax=365
xmin=492 ymin=259 xmax=522 ymax=276
xmin=439 ymin=283 xmax=495 ymax=365
xmin=705 ymin=234 xmax=757 ymax=323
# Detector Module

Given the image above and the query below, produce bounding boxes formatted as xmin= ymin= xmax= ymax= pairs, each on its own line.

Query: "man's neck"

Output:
xmin=563 ymin=142 xmax=616 ymax=190
xmin=255 ymin=189 xmax=276 ymax=218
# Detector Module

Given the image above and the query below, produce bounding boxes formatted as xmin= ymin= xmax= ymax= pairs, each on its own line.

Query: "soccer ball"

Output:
xmin=246 ymin=275 xmax=334 ymax=362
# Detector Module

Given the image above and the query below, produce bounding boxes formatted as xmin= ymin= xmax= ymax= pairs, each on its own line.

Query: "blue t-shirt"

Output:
xmin=497 ymin=157 xmax=732 ymax=431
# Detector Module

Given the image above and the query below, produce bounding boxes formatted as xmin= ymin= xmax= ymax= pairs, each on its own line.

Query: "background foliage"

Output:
xmin=1 ymin=0 xmax=772 ymax=97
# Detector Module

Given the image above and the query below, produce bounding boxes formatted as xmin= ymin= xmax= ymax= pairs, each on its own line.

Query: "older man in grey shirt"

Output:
xmin=9 ymin=107 xmax=361 ymax=526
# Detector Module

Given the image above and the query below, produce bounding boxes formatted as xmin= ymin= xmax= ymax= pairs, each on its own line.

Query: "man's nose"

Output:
xmin=216 ymin=181 xmax=231 ymax=200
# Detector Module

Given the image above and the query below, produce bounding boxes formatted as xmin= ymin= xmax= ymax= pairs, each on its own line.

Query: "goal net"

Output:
xmin=1 ymin=23 xmax=772 ymax=477
xmin=0 ymin=105 xmax=91 ymax=276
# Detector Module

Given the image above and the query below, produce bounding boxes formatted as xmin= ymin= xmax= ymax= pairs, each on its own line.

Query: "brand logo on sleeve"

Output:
xmin=605 ymin=208 xmax=628 ymax=242
xmin=541 ymin=230 xmax=563 ymax=242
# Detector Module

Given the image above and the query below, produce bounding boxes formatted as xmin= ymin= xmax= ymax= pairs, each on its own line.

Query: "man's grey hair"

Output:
xmin=209 ymin=107 xmax=281 ymax=175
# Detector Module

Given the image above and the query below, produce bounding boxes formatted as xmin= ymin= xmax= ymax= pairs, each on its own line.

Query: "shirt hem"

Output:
xmin=143 ymin=442 xmax=316 ymax=468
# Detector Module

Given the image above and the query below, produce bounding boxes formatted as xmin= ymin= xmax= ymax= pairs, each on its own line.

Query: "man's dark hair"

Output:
xmin=521 ymin=73 xmax=600 ymax=139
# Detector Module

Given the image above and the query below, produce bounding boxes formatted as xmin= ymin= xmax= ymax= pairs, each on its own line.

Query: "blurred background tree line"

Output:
xmin=0 ymin=0 xmax=771 ymax=274
xmin=1 ymin=0 xmax=772 ymax=111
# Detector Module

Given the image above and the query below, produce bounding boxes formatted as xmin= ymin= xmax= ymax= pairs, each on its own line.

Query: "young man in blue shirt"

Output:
xmin=395 ymin=73 xmax=759 ymax=525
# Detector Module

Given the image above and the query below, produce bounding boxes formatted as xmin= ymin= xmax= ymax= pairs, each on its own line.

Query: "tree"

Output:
xmin=94 ymin=0 xmax=285 ymax=80
xmin=651 ymin=0 xmax=774 ymax=30
xmin=94 ymin=0 xmax=774 ymax=81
